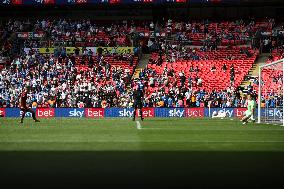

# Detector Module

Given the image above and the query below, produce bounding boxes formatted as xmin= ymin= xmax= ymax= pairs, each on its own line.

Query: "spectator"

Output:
xmin=222 ymin=64 xmax=227 ymax=72
xmin=211 ymin=65 xmax=216 ymax=72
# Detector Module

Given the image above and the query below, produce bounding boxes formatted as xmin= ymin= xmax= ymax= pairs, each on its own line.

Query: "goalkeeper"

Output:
xmin=241 ymin=94 xmax=256 ymax=125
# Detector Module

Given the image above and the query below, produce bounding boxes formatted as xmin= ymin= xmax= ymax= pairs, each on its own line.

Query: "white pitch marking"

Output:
xmin=2 ymin=140 xmax=284 ymax=143
xmin=136 ymin=121 xmax=142 ymax=130
xmin=140 ymin=128 xmax=284 ymax=131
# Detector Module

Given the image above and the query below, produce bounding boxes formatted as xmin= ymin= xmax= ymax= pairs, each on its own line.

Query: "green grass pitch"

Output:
xmin=1 ymin=118 xmax=284 ymax=188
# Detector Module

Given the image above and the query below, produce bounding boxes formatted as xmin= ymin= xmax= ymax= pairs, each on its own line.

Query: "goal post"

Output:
xmin=258 ymin=58 xmax=284 ymax=126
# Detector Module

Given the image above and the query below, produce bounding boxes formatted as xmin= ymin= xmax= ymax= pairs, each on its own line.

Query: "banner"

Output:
xmin=5 ymin=108 xmax=54 ymax=118
xmin=24 ymin=48 xmax=40 ymax=54
xmin=234 ymin=108 xmax=246 ymax=118
xmin=2 ymin=107 xmax=280 ymax=119
xmin=33 ymin=31 xmax=45 ymax=38
xmin=155 ymin=108 xmax=185 ymax=117
xmin=25 ymin=47 xmax=132 ymax=54
xmin=138 ymin=32 xmax=166 ymax=38
xmin=17 ymin=32 xmax=29 ymax=39
xmin=0 ymin=0 xmax=189 ymax=5
xmin=137 ymin=108 xmax=155 ymax=117
xmin=185 ymin=108 xmax=204 ymax=118
xmin=0 ymin=108 xmax=5 ymax=117
xmin=100 ymin=47 xmax=134 ymax=54
xmin=205 ymin=108 xmax=235 ymax=118
xmin=104 ymin=108 xmax=154 ymax=117
xmin=66 ymin=47 xmax=82 ymax=54
xmin=85 ymin=108 xmax=104 ymax=118
xmin=17 ymin=32 xmax=45 ymax=39
xmin=105 ymin=108 xmax=132 ymax=117
xmin=23 ymin=0 xmax=55 ymax=5
xmin=10 ymin=0 xmax=23 ymax=5
xmin=261 ymin=31 xmax=272 ymax=36
xmin=39 ymin=48 xmax=55 ymax=54
xmin=6 ymin=108 xmax=34 ymax=117
xmin=261 ymin=108 xmax=283 ymax=120
xmin=55 ymin=108 xmax=85 ymax=117
xmin=86 ymin=47 xmax=96 ymax=54
xmin=36 ymin=108 xmax=55 ymax=118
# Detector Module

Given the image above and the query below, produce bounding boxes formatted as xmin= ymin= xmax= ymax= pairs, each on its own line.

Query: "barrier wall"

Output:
xmin=0 ymin=108 xmax=282 ymax=119
xmin=0 ymin=0 xmax=188 ymax=6
xmin=23 ymin=47 xmax=134 ymax=55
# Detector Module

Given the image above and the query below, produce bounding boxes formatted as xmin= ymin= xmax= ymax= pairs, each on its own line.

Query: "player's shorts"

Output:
xmin=245 ymin=110 xmax=252 ymax=117
xmin=133 ymin=101 xmax=143 ymax=109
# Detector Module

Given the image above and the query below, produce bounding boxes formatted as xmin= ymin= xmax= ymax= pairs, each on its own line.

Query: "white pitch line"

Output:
xmin=136 ymin=121 xmax=142 ymax=130
xmin=1 ymin=140 xmax=284 ymax=143
xmin=140 ymin=128 xmax=284 ymax=131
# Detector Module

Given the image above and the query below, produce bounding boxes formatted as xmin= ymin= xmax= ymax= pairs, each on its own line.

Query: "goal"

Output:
xmin=258 ymin=58 xmax=284 ymax=126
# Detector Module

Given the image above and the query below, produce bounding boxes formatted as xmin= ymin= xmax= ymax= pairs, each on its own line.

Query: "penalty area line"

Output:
xmin=136 ymin=121 xmax=142 ymax=130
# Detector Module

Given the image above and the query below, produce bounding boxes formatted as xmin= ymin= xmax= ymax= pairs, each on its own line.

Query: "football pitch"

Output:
xmin=1 ymin=118 xmax=284 ymax=188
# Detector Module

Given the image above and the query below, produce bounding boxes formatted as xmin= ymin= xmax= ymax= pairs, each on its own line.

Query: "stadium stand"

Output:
xmin=0 ymin=18 xmax=282 ymax=108
xmin=147 ymin=47 xmax=257 ymax=90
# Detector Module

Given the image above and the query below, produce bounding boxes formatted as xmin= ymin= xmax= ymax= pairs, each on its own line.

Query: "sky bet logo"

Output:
xmin=118 ymin=108 xmax=154 ymax=117
xmin=185 ymin=108 xmax=204 ymax=117
xmin=36 ymin=108 xmax=54 ymax=118
xmin=235 ymin=108 xmax=246 ymax=118
xmin=69 ymin=109 xmax=84 ymax=117
xmin=85 ymin=108 xmax=104 ymax=118
xmin=266 ymin=108 xmax=283 ymax=118
xmin=119 ymin=109 xmax=134 ymax=117
xmin=209 ymin=108 xmax=234 ymax=117
xmin=169 ymin=109 xmax=184 ymax=117
xmin=19 ymin=108 xmax=54 ymax=118
xmin=20 ymin=111 xmax=32 ymax=117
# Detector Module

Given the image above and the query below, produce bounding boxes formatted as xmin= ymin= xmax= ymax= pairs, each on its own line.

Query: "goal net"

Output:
xmin=258 ymin=58 xmax=284 ymax=126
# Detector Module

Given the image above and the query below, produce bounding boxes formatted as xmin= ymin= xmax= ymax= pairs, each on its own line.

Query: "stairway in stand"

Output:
xmin=240 ymin=53 xmax=270 ymax=90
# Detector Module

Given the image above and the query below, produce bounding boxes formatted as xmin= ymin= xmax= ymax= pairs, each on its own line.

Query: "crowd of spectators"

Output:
xmin=148 ymin=45 xmax=254 ymax=66
xmin=0 ymin=19 xmax=150 ymax=59
xmin=147 ymin=18 xmax=275 ymax=52
xmin=0 ymin=18 xmax=283 ymax=108
xmin=0 ymin=48 xmax=137 ymax=108
xmin=126 ymin=65 xmax=255 ymax=109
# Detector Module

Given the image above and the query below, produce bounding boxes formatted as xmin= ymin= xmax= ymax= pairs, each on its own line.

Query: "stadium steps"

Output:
xmin=240 ymin=53 xmax=270 ymax=88
xmin=131 ymin=54 xmax=151 ymax=80
xmin=126 ymin=54 xmax=151 ymax=91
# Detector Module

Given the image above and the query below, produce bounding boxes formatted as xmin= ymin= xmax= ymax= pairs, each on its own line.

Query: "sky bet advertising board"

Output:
xmin=0 ymin=0 xmax=243 ymax=6
xmin=1 ymin=108 xmax=282 ymax=120
xmin=5 ymin=108 xmax=55 ymax=118
xmin=104 ymin=108 xmax=155 ymax=118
